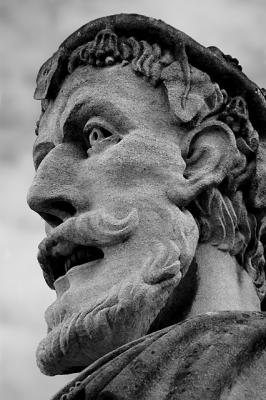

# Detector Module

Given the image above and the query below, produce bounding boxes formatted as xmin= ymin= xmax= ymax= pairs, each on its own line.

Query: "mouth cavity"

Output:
xmin=39 ymin=245 xmax=104 ymax=289
xmin=64 ymin=246 xmax=104 ymax=272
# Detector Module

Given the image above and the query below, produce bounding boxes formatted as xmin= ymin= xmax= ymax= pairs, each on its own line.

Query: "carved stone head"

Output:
xmin=27 ymin=14 xmax=266 ymax=376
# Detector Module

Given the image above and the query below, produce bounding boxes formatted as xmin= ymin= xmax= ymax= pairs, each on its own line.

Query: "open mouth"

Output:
xmin=38 ymin=244 xmax=104 ymax=289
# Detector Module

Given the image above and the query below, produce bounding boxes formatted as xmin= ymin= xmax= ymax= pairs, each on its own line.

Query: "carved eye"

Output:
xmin=83 ymin=122 xmax=112 ymax=149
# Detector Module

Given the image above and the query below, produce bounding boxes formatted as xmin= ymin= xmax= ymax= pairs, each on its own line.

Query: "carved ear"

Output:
xmin=180 ymin=121 xmax=240 ymax=204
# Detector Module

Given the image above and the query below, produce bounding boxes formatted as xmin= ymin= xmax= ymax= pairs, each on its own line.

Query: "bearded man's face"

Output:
xmin=27 ymin=63 xmax=199 ymax=375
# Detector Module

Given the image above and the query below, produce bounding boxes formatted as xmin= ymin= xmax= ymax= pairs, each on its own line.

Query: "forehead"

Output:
xmin=61 ymin=63 xmax=166 ymax=105
xmin=37 ymin=64 xmax=173 ymax=144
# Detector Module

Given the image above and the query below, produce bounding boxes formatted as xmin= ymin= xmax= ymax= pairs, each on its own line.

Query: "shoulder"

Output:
xmin=53 ymin=311 xmax=266 ymax=400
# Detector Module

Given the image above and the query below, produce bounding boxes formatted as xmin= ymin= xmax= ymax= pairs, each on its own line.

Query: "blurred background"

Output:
xmin=0 ymin=0 xmax=265 ymax=399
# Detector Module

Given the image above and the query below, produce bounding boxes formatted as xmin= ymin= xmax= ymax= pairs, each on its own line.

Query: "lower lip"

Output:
xmin=54 ymin=274 xmax=70 ymax=296
xmin=54 ymin=259 xmax=102 ymax=297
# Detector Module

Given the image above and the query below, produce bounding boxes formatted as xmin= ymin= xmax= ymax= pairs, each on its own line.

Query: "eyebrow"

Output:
xmin=61 ymin=98 xmax=133 ymax=137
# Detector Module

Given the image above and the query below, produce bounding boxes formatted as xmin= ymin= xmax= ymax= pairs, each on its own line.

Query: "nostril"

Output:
xmin=38 ymin=200 xmax=77 ymax=227
xmin=39 ymin=212 xmax=63 ymax=228
xmin=51 ymin=201 xmax=76 ymax=216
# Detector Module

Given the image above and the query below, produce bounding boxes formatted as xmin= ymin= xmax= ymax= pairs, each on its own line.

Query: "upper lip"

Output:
xmin=37 ymin=238 xmax=104 ymax=289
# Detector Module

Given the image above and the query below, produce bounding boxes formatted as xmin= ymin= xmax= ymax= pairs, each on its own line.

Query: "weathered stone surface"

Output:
xmin=27 ymin=13 xmax=266 ymax=399
xmin=51 ymin=311 xmax=266 ymax=400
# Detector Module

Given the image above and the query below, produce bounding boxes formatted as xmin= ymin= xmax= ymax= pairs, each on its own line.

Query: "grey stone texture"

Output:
xmin=27 ymin=14 xmax=266 ymax=399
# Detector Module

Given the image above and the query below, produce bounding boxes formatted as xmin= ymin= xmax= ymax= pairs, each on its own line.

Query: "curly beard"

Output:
xmin=36 ymin=207 xmax=198 ymax=375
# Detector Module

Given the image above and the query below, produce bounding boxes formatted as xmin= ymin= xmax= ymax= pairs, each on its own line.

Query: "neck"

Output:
xmin=187 ymin=244 xmax=260 ymax=318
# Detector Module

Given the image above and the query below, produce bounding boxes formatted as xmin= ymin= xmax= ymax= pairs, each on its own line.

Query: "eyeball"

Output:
xmin=89 ymin=127 xmax=106 ymax=146
xmin=83 ymin=123 xmax=112 ymax=149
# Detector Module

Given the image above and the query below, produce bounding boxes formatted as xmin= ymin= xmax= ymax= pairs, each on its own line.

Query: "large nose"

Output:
xmin=27 ymin=143 xmax=82 ymax=227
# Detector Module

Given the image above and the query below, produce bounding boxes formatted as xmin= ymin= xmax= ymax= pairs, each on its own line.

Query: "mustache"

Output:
xmin=39 ymin=207 xmax=139 ymax=255
xmin=37 ymin=208 xmax=139 ymax=288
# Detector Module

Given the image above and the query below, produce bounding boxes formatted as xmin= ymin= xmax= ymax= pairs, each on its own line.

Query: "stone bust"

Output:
xmin=27 ymin=14 xmax=266 ymax=399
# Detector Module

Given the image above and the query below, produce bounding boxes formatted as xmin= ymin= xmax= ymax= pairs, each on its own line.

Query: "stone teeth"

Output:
xmin=64 ymin=247 xmax=102 ymax=273
xmin=65 ymin=258 xmax=72 ymax=272
xmin=65 ymin=249 xmax=89 ymax=271
xmin=70 ymin=253 xmax=77 ymax=264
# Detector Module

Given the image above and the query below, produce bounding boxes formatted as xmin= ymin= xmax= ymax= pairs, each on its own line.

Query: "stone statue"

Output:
xmin=27 ymin=14 xmax=266 ymax=399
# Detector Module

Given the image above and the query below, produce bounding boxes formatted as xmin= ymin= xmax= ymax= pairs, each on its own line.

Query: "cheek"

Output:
xmin=87 ymin=134 xmax=185 ymax=190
